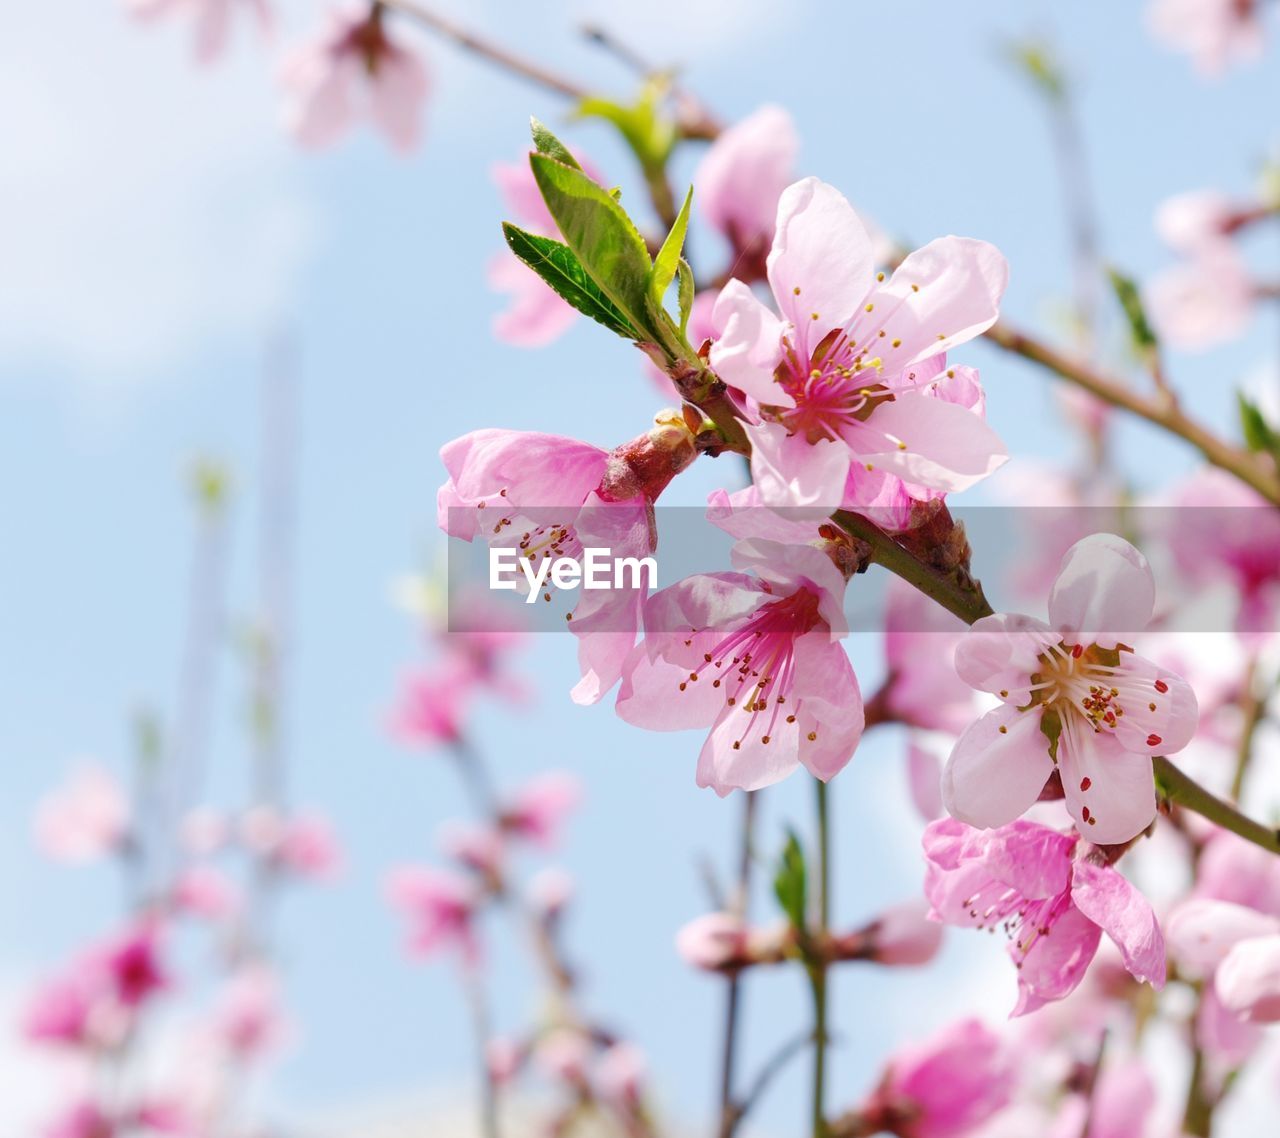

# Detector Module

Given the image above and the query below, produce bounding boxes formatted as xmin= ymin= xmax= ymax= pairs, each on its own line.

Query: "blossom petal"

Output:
xmin=1058 ymin=721 xmax=1156 ymax=844
xmin=1110 ymin=654 xmax=1199 ymax=756
xmin=852 ymin=236 xmax=1009 ymax=366
xmin=954 ymin=613 xmax=1057 ymax=704
xmin=1048 ymin=534 xmax=1155 ymax=648
xmin=851 ymin=391 xmax=1008 ymax=493
xmin=695 ymin=706 xmax=800 ymax=795
xmin=942 ymin=707 xmax=1055 ymax=831
xmin=767 ymin=178 xmax=874 ymax=351
xmin=615 ymin=644 xmax=726 ymax=731
xmin=709 ymin=280 xmax=789 ymax=405
xmin=1013 ymin=902 xmax=1101 ymax=1016
xmin=747 ymin=421 xmax=852 ymax=511
xmin=790 ymin=632 xmax=864 ymax=781
xmin=1071 ymin=860 xmax=1166 ymax=988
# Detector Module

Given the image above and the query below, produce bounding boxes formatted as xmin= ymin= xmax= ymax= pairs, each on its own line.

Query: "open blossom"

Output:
xmin=280 ymin=6 xmax=428 ymax=153
xmin=943 ymin=534 xmax=1198 ymax=844
xmin=385 ymin=865 xmax=481 ymax=963
xmin=388 ymin=665 xmax=472 ymax=747
xmin=438 ymin=418 xmax=696 ymax=704
xmin=695 ymin=104 xmax=799 ymax=254
xmin=34 ymin=764 xmax=130 ymax=863
xmin=617 ymin=538 xmax=863 ymax=795
xmin=210 ymin=966 xmax=287 ymax=1058
xmin=124 ymin=0 xmax=270 ymax=64
xmin=924 ymin=818 xmax=1166 ymax=1016
xmin=1169 ymin=899 xmax=1280 ymax=1023
xmin=857 ymin=1018 xmax=1015 ymax=1138
xmin=1146 ymin=0 xmax=1266 ymax=76
xmin=709 ymin=177 xmax=1007 ymax=509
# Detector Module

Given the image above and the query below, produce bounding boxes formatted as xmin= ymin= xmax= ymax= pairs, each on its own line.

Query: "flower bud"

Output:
xmin=861 ymin=899 xmax=945 ymax=967
xmin=598 ymin=411 xmax=697 ymax=503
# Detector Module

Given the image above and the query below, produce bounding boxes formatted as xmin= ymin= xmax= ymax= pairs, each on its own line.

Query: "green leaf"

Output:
xmin=676 ymin=257 xmax=695 ymax=340
xmin=501 ymin=223 xmax=638 ymax=340
xmin=651 ymin=185 xmax=693 ymax=308
xmin=773 ymin=830 xmax=808 ymax=932
xmin=1107 ymin=267 xmax=1159 ymax=354
xmin=1004 ymin=38 xmax=1065 ymax=102
xmin=576 ymin=80 xmax=677 ymax=175
xmin=1239 ymin=393 xmax=1280 ymax=458
xmin=529 ymin=152 xmax=657 ymax=340
xmin=529 ymin=117 xmax=581 ymax=170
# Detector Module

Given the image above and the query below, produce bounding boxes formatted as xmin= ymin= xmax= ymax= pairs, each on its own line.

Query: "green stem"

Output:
xmin=809 ymin=778 xmax=832 ymax=1138
xmin=1155 ymin=757 xmax=1280 ymax=855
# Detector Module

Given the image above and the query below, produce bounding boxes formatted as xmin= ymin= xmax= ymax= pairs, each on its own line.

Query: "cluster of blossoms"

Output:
xmin=24 ymin=763 xmax=339 ymax=1137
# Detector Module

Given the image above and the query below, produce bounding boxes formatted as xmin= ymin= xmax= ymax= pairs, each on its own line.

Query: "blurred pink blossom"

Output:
xmin=385 ymin=864 xmax=481 ymax=962
xmin=125 ymin=0 xmax=271 ymax=65
xmin=596 ymin=1041 xmax=647 ymax=1108
xmin=675 ymin=912 xmax=747 ymax=970
xmin=280 ymin=6 xmax=428 ymax=153
xmin=35 ymin=764 xmax=130 ymax=864
xmin=278 ymin=811 xmax=343 ymax=880
xmin=1145 ymin=242 xmax=1254 ymax=351
xmin=211 ymin=966 xmax=288 ymax=1059
xmin=861 ymin=898 xmax=945 ymax=967
xmin=172 ymin=865 xmax=241 ymax=920
xmin=503 ymin=770 xmax=582 ymax=847
xmin=1147 ymin=0 xmax=1266 ymax=76
xmin=883 ymin=578 xmax=975 ymax=734
xmin=527 ymin=866 xmax=575 ymax=920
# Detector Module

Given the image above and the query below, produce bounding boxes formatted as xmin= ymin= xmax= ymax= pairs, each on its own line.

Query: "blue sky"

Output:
xmin=1 ymin=1 xmax=1278 ymax=1134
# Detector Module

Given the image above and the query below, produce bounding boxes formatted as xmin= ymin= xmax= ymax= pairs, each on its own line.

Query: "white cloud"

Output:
xmin=0 ymin=3 xmax=317 ymax=382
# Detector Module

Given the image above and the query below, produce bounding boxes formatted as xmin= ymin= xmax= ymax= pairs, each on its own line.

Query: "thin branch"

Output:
xmin=1156 ymin=757 xmax=1280 ymax=855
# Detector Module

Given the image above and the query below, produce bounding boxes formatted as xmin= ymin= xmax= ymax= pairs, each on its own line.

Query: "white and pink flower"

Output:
xmin=943 ymin=534 xmax=1198 ymax=844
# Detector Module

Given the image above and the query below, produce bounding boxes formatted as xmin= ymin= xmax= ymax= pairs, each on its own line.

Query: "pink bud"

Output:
xmin=675 ymin=913 xmax=746 ymax=971
xmin=864 ymin=899 xmax=945 ymax=967
xmin=597 ymin=1041 xmax=647 ymax=1106
xmin=528 ymin=867 xmax=575 ymax=919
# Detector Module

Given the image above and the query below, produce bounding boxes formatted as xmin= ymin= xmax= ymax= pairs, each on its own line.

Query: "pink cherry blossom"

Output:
xmin=210 ymin=966 xmax=287 ymax=1058
xmin=1165 ymin=466 xmax=1280 ymax=635
xmin=675 ymin=912 xmax=748 ymax=970
xmin=1193 ymin=829 xmax=1280 ymax=914
xmin=616 ymin=538 xmax=863 ymax=795
xmin=438 ymin=422 xmax=695 ymax=704
xmin=486 ymin=1036 xmax=525 ymax=1085
xmin=943 ymin=533 xmax=1198 ymax=844
xmin=277 ymin=811 xmax=343 ymax=880
xmin=924 ymin=818 xmax=1166 ymax=1016
xmin=708 ymin=177 xmax=1008 ymax=509
xmin=1156 ymin=190 xmax=1242 ymax=253
xmin=1145 ymin=241 xmax=1255 ymax=351
xmin=860 ymin=1018 xmax=1016 ymax=1138
xmin=44 ymin=1100 xmax=114 ymax=1138
xmin=439 ymin=821 xmax=506 ymax=879
xmin=1146 ymin=0 xmax=1266 ymax=76
xmin=280 ymin=6 xmax=428 ymax=153
xmin=172 ymin=865 xmax=241 ymax=920
xmin=34 ymin=764 xmax=130 ymax=864
xmin=387 ymin=665 xmax=471 ymax=747
xmin=596 ymin=1041 xmax=647 ymax=1108
xmin=1168 ymin=898 xmax=1280 ymax=1023
xmin=694 ymin=104 xmax=799 ymax=254
xmin=535 ymin=1028 xmax=592 ymax=1086
xmin=502 ymin=770 xmax=582 ymax=848
xmin=124 ymin=0 xmax=270 ymax=65
xmin=385 ymin=864 xmax=481 ymax=963
xmin=527 ymin=866 xmax=575 ymax=920
xmin=883 ymin=577 xmax=976 ymax=734
xmin=1045 ymin=1056 xmax=1156 ymax=1138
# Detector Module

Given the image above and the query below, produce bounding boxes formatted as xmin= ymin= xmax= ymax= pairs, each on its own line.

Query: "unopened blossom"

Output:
xmin=502 ymin=770 xmax=582 ymax=847
xmin=855 ymin=1018 xmax=1015 ymax=1138
xmin=676 ymin=912 xmax=748 ymax=970
xmin=924 ymin=818 xmax=1166 ymax=1016
xmin=1145 ymin=242 xmax=1255 ymax=351
xmin=439 ymin=821 xmax=506 ymax=880
xmin=385 ymin=864 xmax=481 ymax=963
xmin=280 ymin=6 xmax=428 ymax=153
xmin=34 ymin=764 xmax=130 ymax=863
xmin=527 ymin=866 xmax=575 ymax=920
xmin=535 ymin=1028 xmax=592 ymax=1087
xmin=179 ymin=806 xmax=229 ymax=856
xmin=859 ymin=898 xmax=946 ymax=967
xmin=1156 ymin=189 xmax=1243 ymax=253
xmin=709 ymin=177 xmax=1008 ymax=509
xmin=695 ymin=104 xmax=799 ymax=254
xmin=1168 ymin=898 xmax=1280 ymax=1023
xmin=439 ymin=418 xmax=697 ymax=704
xmin=1146 ymin=0 xmax=1266 ymax=76
xmin=943 ymin=533 xmax=1198 ymax=844
xmin=617 ymin=538 xmax=864 ymax=795
xmin=125 ymin=0 xmax=270 ymax=64
xmin=596 ymin=1041 xmax=647 ymax=1108
xmin=489 ymin=155 xmax=600 ymax=347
